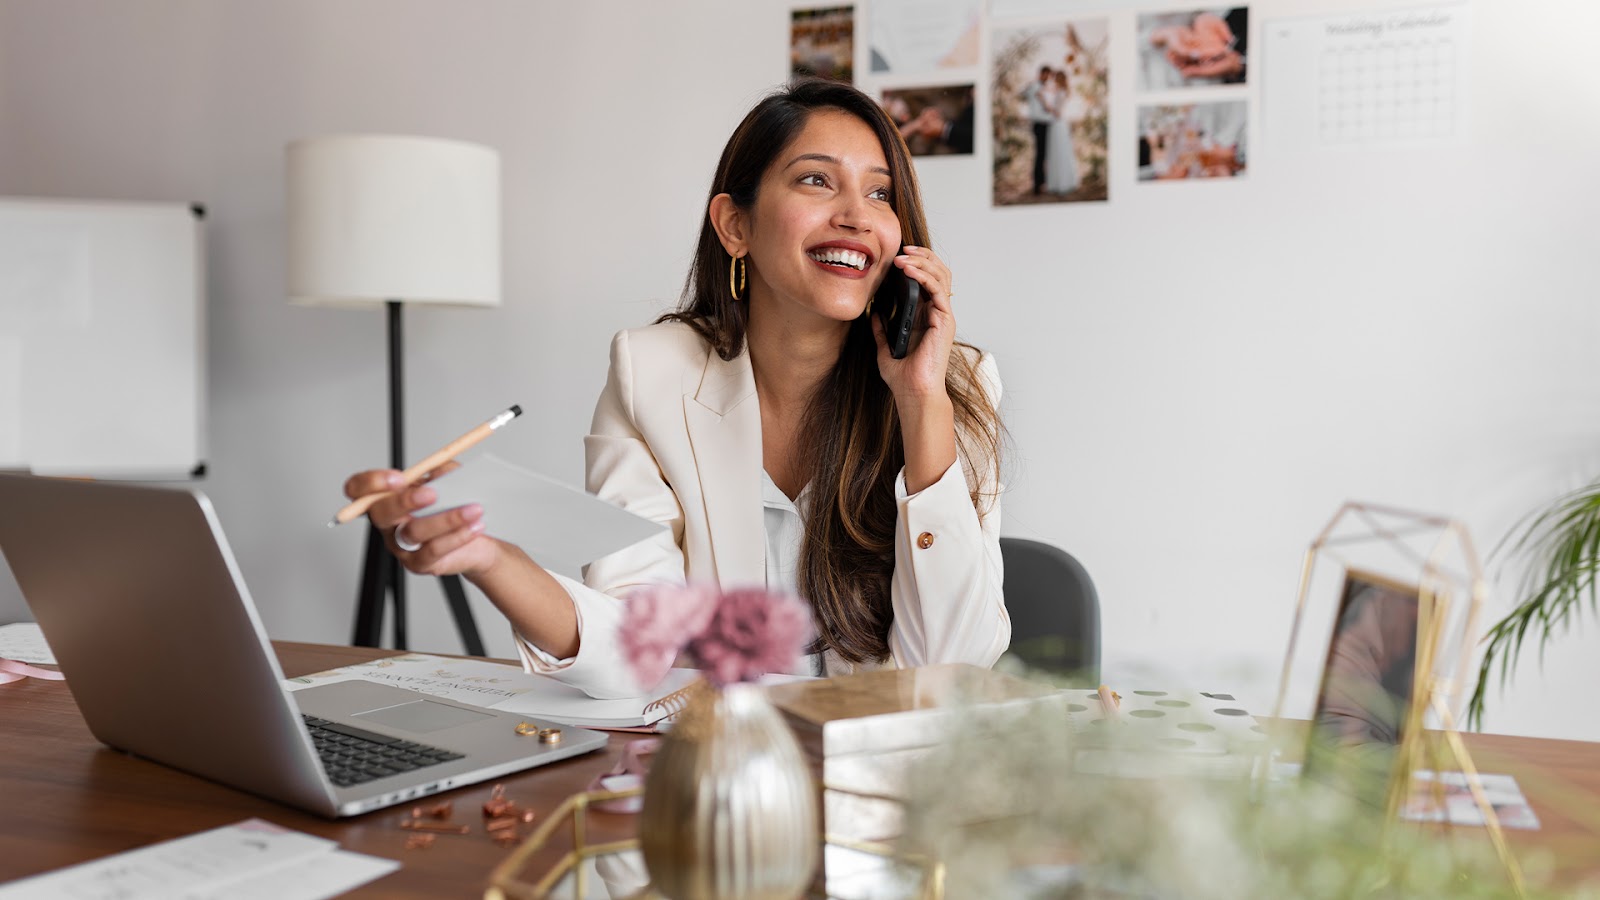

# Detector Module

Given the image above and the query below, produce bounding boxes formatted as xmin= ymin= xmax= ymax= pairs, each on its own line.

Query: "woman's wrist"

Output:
xmin=899 ymin=393 xmax=957 ymax=494
xmin=461 ymin=536 xmax=508 ymax=584
xmin=467 ymin=540 xmax=582 ymax=659
xmin=898 ymin=389 xmax=952 ymax=423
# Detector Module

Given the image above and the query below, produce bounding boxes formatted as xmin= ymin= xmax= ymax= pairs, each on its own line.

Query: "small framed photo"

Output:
xmin=880 ymin=84 xmax=975 ymax=156
xmin=1136 ymin=7 xmax=1249 ymax=90
xmin=792 ymin=6 xmax=855 ymax=84
xmin=1304 ymin=569 xmax=1423 ymax=806
xmin=1137 ymin=101 xmax=1247 ymax=181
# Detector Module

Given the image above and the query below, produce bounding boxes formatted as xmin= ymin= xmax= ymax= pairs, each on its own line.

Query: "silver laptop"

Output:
xmin=0 ymin=474 xmax=607 ymax=817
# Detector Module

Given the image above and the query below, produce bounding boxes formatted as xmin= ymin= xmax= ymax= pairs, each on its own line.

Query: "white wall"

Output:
xmin=1 ymin=0 xmax=1596 ymax=742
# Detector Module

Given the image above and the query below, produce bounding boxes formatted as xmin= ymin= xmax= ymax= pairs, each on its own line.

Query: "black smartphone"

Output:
xmin=875 ymin=264 xmax=921 ymax=360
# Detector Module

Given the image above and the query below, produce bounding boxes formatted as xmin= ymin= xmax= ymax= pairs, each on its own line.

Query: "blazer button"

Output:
xmin=916 ymin=532 xmax=935 ymax=549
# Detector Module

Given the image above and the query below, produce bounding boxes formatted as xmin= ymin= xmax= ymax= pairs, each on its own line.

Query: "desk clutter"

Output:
xmin=3 ymin=637 xmax=1591 ymax=900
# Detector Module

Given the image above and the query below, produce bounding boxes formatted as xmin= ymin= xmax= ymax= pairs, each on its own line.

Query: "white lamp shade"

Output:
xmin=287 ymin=134 xmax=501 ymax=308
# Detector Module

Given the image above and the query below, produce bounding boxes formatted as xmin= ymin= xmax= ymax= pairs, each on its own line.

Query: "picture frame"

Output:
xmin=1302 ymin=567 xmax=1426 ymax=812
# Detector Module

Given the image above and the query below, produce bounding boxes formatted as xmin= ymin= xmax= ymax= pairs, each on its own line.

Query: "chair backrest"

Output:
xmin=1000 ymin=537 xmax=1101 ymax=685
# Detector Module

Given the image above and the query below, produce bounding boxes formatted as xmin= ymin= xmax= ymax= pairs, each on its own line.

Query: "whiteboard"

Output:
xmin=0 ymin=198 xmax=205 ymax=477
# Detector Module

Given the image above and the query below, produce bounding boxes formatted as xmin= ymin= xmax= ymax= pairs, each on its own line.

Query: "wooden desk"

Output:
xmin=1 ymin=642 xmax=1597 ymax=897
xmin=0 ymin=642 xmax=633 ymax=899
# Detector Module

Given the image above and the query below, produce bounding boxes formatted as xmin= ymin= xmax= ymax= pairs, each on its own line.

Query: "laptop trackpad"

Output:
xmin=353 ymin=699 xmax=494 ymax=733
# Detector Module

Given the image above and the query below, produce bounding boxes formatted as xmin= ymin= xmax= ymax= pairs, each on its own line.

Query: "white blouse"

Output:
xmin=532 ymin=465 xmax=956 ymax=679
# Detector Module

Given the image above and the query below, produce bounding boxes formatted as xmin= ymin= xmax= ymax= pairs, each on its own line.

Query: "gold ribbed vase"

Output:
xmin=639 ymin=682 xmax=819 ymax=900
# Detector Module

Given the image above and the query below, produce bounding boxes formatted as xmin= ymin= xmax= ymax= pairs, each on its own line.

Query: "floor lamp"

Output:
xmin=287 ymin=134 xmax=501 ymax=655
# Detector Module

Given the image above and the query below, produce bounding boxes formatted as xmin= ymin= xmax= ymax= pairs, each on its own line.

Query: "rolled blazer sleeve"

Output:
xmin=886 ymin=352 xmax=1010 ymax=669
xmin=513 ymin=329 xmax=690 ymax=699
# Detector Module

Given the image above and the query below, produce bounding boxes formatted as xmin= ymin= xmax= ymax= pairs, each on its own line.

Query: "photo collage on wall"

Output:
xmin=1135 ymin=7 xmax=1249 ymax=181
xmin=790 ymin=0 xmax=1258 ymax=207
xmin=793 ymin=2 xmax=980 ymax=160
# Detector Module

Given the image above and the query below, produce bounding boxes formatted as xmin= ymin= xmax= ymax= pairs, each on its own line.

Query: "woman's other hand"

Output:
xmin=341 ymin=463 xmax=500 ymax=577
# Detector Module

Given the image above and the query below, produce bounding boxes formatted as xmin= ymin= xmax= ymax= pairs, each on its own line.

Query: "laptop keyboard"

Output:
xmin=302 ymin=715 xmax=466 ymax=789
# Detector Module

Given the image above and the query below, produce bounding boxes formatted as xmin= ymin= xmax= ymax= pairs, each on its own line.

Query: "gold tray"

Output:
xmin=484 ymin=787 xmax=944 ymax=900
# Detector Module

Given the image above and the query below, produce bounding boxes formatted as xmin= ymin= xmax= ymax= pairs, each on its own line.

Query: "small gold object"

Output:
xmin=916 ymin=531 xmax=935 ymax=549
xmin=514 ymin=721 xmax=539 ymax=736
xmin=729 ymin=254 xmax=746 ymax=301
xmin=538 ymin=727 xmax=563 ymax=744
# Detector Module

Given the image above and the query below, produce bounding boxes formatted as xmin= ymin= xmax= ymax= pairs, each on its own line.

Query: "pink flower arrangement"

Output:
xmin=620 ymin=584 xmax=814 ymax=690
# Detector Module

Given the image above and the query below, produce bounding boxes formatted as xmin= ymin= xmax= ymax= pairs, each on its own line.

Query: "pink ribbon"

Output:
xmin=586 ymin=737 xmax=661 ymax=813
xmin=0 ymin=657 xmax=65 ymax=685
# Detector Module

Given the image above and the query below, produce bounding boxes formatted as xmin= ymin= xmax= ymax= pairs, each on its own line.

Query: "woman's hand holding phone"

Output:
xmin=874 ymin=245 xmax=960 ymax=493
xmin=873 ymin=245 xmax=957 ymax=404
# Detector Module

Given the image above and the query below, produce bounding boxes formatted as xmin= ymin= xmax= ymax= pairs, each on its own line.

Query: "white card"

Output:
xmin=422 ymin=451 xmax=665 ymax=578
xmin=0 ymin=818 xmax=398 ymax=900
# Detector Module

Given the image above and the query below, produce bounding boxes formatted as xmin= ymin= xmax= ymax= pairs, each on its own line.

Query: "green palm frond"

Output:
xmin=1467 ymin=480 xmax=1600 ymax=729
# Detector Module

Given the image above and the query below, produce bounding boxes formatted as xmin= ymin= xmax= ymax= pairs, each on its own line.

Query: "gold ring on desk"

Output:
xmin=514 ymin=721 xmax=539 ymax=736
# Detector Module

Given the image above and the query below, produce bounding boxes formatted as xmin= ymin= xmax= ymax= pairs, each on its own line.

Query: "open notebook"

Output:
xmin=285 ymin=654 xmax=704 ymax=731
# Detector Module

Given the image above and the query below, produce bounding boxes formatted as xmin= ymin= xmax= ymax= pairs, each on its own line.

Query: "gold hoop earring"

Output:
xmin=729 ymin=255 xmax=746 ymax=301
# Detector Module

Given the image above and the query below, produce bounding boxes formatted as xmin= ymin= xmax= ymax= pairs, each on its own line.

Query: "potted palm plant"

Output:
xmin=1467 ymin=482 xmax=1600 ymax=728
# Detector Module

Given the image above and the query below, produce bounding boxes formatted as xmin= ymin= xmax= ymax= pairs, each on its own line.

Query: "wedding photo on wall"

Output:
xmin=991 ymin=19 xmax=1109 ymax=206
xmin=1137 ymin=7 xmax=1249 ymax=90
xmin=881 ymin=84 xmax=976 ymax=156
xmin=1137 ymin=100 xmax=1248 ymax=181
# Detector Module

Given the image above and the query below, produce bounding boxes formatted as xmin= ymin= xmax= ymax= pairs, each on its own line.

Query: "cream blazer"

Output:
xmin=515 ymin=321 xmax=1010 ymax=699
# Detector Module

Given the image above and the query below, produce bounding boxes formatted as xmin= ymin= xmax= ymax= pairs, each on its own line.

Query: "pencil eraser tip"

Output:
xmin=509 ymin=404 xmax=523 ymax=417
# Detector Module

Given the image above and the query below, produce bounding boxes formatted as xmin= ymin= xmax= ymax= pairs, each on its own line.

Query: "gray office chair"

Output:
xmin=1000 ymin=537 xmax=1101 ymax=686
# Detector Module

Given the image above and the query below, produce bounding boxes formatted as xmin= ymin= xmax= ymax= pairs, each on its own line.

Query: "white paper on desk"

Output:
xmin=423 ymin=451 xmax=665 ymax=578
xmin=283 ymin=652 xmax=546 ymax=706
xmin=1400 ymin=770 xmax=1541 ymax=830
xmin=0 ymin=622 xmax=55 ymax=665
xmin=0 ymin=818 xmax=398 ymax=900
xmin=493 ymin=665 xmax=703 ymax=728
xmin=186 ymin=850 xmax=401 ymax=900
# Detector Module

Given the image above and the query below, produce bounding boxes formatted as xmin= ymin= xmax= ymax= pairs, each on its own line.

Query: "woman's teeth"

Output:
xmin=807 ymin=248 xmax=867 ymax=270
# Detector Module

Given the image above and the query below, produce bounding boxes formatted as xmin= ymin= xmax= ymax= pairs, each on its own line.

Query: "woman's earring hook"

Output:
xmin=729 ymin=254 xmax=746 ymax=301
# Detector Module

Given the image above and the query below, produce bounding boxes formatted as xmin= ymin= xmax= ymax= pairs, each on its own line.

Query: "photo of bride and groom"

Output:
xmin=1022 ymin=66 xmax=1085 ymax=194
xmin=992 ymin=19 xmax=1109 ymax=206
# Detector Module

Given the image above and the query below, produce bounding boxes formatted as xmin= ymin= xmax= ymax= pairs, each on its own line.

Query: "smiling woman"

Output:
xmin=343 ymin=79 xmax=1010 ymax=699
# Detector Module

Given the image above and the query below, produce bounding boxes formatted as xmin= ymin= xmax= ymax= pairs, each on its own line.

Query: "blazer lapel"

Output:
xmin=683 ymin=345 xmax=765 ymax=587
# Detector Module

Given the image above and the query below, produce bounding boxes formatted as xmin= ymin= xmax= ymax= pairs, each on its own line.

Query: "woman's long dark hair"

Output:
xmin=661 ymin=79 xmax=1002 ymax=664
